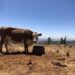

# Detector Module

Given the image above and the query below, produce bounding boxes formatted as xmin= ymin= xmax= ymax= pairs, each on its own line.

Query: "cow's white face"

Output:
xmin=26 ymin=32 xmax=42 ymax=45
xmin=33 ymin=32 xmax=42 ymax=43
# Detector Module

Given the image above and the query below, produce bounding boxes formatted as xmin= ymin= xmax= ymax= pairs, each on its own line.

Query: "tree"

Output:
xmin=60 ymin=36 xmax=67 ymax=45
xmin=60 ymin=37 xmax=63 ymax=44
xmin=47 ymin=37 xmax=52 ymax=44
xmin=63 ymin=36 xmax=67 ymax=46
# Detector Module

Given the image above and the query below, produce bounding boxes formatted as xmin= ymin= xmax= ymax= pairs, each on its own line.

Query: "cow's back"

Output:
xmin=0 ymin=27 xmax=34 ymax=43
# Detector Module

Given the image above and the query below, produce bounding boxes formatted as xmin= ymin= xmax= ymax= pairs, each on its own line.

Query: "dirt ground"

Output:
xmin=0 ymin=44 xmax=75 ymax=75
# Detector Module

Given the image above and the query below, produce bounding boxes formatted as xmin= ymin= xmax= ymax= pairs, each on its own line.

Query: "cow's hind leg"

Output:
xmin=4 ymin=36 xmax=10 ymax=53
xmin=4 ymin=40 xmax=9 ymax=53
xmin=0 ymin=40 xmax=4 ymax=53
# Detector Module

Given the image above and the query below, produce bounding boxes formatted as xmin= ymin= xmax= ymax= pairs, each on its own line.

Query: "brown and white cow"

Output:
xmin=0 ymin=27 xmax=42 ymax=54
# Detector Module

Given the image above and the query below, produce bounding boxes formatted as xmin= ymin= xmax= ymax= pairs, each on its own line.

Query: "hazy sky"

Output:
xmin=0 ymin=0 xmax=75 ymax=39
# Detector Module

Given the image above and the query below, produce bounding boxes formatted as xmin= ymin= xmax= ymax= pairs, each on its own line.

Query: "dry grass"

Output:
xmin=0 ymin=44 xmax=75 ymax=75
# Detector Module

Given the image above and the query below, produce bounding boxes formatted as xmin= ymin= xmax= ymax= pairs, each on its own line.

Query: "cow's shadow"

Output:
xmin=1 ymin=46 xmax=45 ymax=56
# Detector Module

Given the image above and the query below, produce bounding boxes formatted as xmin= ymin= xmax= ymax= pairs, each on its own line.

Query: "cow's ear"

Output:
xmin=38 ymin=33 xmax=42 ymax=36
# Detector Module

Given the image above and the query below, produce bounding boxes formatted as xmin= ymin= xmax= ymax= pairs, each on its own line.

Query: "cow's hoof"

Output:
xmin=24 ymin=51 xmax=29 ymax=55
xmin=0 ymin=51 xmax=3 ymax=54
xmin=5 ymin=52 xmax=9 ymax=54
xmin=0 ymin=52 xmax=4 ymax=55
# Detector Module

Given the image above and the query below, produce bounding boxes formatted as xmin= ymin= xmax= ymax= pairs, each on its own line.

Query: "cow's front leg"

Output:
xmin=24 ymin=42 xmax=29 ymax=54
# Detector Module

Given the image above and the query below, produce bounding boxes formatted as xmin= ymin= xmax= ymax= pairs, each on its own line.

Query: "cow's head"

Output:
xmin=26 ymin=32 xmax=42 ymax=46
xmin=33 ymin=32 xmax=42 ymax=43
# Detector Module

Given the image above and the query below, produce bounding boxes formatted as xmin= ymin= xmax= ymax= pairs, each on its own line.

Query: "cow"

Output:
xmin=0 ymin=27 xmax=42 ymax=54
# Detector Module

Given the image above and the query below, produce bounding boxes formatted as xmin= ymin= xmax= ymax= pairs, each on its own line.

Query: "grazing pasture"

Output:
xmin=0 ymin=44 xmax=75 ymax=75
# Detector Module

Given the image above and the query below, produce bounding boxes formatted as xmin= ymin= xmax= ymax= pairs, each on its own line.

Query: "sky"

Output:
xmin=0 ymin=0 xmax=75 ymax=40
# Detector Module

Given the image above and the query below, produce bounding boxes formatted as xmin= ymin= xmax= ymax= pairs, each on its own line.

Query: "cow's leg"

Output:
xmin=24 ymin=42 xmax=29 ymax=54
xmin=25 ymin=45 xmax=28 ymax=54
xmin=0 ymin=40 xmax=4 ymax=53
xmin=4 ymin=39 xmax=9 ymax=53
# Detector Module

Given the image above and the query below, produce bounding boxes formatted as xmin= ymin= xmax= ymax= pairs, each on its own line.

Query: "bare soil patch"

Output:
xmin=0 ymin=44 xmax=75 ymax=75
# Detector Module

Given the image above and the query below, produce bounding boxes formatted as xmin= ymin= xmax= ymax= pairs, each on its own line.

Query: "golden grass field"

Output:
xmin=0 ymin=44 xmax=75 ymax=75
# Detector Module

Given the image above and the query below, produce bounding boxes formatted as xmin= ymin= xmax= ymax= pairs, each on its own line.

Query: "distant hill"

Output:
xmin=38 ymin=38 xmax=75 ymax=45
xmin=67 ymin=40 xmax=75 ymax=45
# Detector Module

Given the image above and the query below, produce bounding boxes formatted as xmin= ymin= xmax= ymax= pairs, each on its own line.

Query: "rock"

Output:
xmin=51 ymin=61 xmax=67 ymax=67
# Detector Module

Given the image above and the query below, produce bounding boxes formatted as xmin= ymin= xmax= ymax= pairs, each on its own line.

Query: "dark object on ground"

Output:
xmin=66 ymin=50 xmax=70 ymax=57
xmin=32 ymin=46 xmax=45 ymax=56
xmin=57 ymin=57 xmax=65 ymax=61
xmin=51 ymin=61 xmax=67 ymax=67
xmin=27 ymin=59 xmax=32 ymax=65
